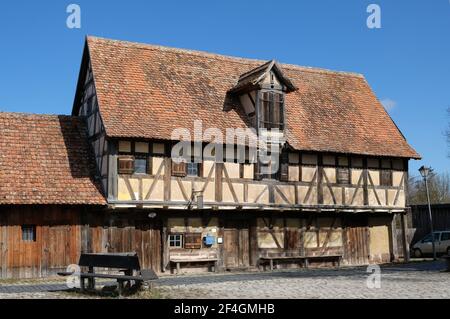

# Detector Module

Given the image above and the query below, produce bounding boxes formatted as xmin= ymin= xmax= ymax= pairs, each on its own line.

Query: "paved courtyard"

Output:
xmin=0 ymin=260 xmax=449 ymax=299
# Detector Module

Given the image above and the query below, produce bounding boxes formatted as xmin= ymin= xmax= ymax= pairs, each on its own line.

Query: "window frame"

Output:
xmin=168 ymin=233 xmax=184 ymax=248
xmin=117 ymin=141 xmax=154 ymax=176
xmin=21 ymin=225 xmax=36 ymax=242
xmin=186 ymin=162 xmax=200 ymax=177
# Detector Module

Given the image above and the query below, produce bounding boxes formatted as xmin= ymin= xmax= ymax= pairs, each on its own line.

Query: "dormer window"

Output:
xmin=260 ymin=91 xmax=284 ymax=130
xmin=228 ymin=60 xmax=297 ymax=133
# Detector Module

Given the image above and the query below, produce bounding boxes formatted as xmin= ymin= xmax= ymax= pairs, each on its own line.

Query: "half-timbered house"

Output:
xmin=0 ymin=36 xmax=420 ymax=278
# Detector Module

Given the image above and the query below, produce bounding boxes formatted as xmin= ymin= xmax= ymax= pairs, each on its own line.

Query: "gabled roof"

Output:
xmin=0 ymin=112 xmax=106 ymax=205
xmin=77 ymin=36 xmax=420 ymax=159
xmin=228 ymin=60 xmax=297 ymax=94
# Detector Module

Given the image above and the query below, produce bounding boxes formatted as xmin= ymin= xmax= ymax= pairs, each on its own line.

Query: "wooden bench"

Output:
xmin=58 ymin=252 xmax=158 ymax=295
xmin=170 ymin=258 xmax=218 ymax=274
xmin=259 ymin=255 xmax=342 ymax=271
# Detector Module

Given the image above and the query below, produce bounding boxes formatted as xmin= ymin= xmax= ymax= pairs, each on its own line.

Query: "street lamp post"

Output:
xmin=418 ymin=166 xmax=436 ymax=260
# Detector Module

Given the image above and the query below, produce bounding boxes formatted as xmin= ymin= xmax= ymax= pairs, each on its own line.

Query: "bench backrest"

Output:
xmin=79 ymin=253 xmax=141 ymax=270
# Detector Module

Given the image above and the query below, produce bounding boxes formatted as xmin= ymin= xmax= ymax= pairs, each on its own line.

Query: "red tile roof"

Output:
xmin=84 ymin=36 xmax=419 ymax=159
xmin=0 ymin=113 xmax=106 ymax=205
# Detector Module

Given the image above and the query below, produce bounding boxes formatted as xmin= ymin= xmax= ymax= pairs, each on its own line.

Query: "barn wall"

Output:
xmin=0 ymin=205 xmax=82 ymax=279
xmin=410 ymin=204 xmax=450 ymax=245
xmin=0 ymin=206 xmax=162 ymax=279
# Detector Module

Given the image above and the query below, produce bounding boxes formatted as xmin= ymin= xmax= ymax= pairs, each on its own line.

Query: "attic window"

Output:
xmin=260 ymin=91 xmax=284 ymax=130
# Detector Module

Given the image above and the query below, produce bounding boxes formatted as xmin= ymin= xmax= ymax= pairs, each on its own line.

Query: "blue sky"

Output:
xmin=0 ymin=1 xmax=449 ymax=177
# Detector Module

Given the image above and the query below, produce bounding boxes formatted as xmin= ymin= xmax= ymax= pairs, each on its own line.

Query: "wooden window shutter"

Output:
xmin=279 ymin=152 xmax=289 ymax=182
xmin=172 ymin=160 xmax=187 ymax=177
xmin=254 ymin=161 xmax=263 ymax=181
xmin=337 ymin=167 xmax=350 ymax=184
xmin=380 ymin=170 xmax=392 ymax=186
xmin=118 ymin=156 xmax=134 ymax=174
xmin=184 ymin=233 xmax=202 ymax=249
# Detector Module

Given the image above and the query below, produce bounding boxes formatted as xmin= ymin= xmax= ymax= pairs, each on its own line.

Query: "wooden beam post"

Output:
xmin=401 ymin=210 xmax=410 ymax=263
xmin=161 ymin=217 xmax=169 ymax=272
xmin=390 ymin=214 xmax=399 ymax=262
xmin=107 ymin=140 xmax=118 ymax=201
xmin=317 ymin=154 xmax=323 ymax=205
xmin=363 ymin=157 xmax=369 ymax=206
xmin=215 ymin=163 xmax=223 ymax=203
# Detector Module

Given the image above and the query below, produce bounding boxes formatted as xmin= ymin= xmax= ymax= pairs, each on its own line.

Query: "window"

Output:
xmin=259 ymin=91 xmax=284 ymax=130
xmin=184 ymin=233 xmax=202 ymax=249
xmin=187 ymin=163 xmax=200 ymax=177
xmin=441 ymin=232 xmax=450 ymax=241
xmin=22 ymin=225 xmax=36 ymax=242
xmin=134 ymin=158 xmax=148 ymax=174
xmin=380 ymin=170 xmax=393 ymax=186
xmin=279 ymin=151 xmax=289 ymax=182
xmin=169 ymin=234 xmax=183 ymax=248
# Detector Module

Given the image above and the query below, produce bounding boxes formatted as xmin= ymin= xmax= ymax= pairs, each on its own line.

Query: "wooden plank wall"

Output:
xmin=0 ymin=206 xmax=162 ymax=279
xmin=81 ymin=211 xmax=161 ymax=272
xmin=0 ymin=206 xmax=82 ymax=279
xmin=410 ymin=204 xmax=450 ymax=245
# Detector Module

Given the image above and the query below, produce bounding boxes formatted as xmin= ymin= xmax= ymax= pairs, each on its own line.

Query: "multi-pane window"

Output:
xmin=169 ymin=234 xmax=183 ymax=248
xmin=22 ymin=225 xmax=36 ymax=242
xmin=259 ymin=91 xmax=284 ymax=130
xmin=187 ymin=163 xmax=200 ymax=177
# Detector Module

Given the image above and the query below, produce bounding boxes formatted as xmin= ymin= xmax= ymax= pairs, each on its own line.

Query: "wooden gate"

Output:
xmin=344 ymin=215 xmax=370 ymax=265
xmin=223 ymin=220 xmax=250 ymax=269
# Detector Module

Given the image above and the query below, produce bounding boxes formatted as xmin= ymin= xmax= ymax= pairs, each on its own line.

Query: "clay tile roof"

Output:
xmin=0 ymin=112 xmax=106 ymax=205
xmin=83 ymin=36 xmax=420 ymax=159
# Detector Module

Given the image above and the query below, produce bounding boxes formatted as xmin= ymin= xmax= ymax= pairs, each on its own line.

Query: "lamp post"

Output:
xmin=418 ymin=165 xmax=436 ymax=260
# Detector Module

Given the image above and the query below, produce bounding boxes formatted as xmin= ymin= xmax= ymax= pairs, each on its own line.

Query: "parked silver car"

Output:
xmin=411 ymin=231 xmax=450 ymax=258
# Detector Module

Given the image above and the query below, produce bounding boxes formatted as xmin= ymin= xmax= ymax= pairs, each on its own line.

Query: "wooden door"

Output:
xmin=224 ymin=229 xmax=239 ymax=268
xmin=344 ymin=216 xmax=369 ymax=265
xmin=223 ymin=220 xmax=250 ymax=269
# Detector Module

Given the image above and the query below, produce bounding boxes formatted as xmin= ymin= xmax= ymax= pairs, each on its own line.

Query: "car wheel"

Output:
xmin=413 ymin=248 xmax=422 ymax=258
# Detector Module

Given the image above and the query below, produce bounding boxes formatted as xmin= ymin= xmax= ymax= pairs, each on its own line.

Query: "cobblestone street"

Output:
xmin=0 ymin=260 xmax=449 ymax=299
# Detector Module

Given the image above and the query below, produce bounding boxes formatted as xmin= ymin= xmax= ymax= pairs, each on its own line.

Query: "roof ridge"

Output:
xmin=86 ymin=36 xmax=364 ymax=78
xmin=0 ymin=111 xmax=73 ymax=119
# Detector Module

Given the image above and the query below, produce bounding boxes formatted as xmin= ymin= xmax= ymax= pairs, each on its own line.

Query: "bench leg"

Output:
xmin=270 ymin=259 xmax=274 ymax=271
xmin=118 ymin=281 xmax=124 ymax=296
xmin=88 ymin=267 xmax=95 ymax=290
xmin=80 ymin=277 xmax=85 ymax=292
xmin=305 ymin=258 xmax=309 ymax=269
xmin=176 ymin=262 xmax=180 ymax=275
